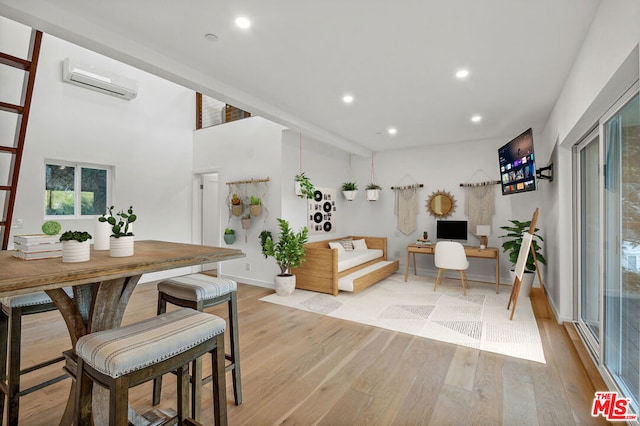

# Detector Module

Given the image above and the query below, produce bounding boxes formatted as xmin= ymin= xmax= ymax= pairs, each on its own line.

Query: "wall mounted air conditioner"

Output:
xmin=62 ymin=58 xmax=138 ymax=100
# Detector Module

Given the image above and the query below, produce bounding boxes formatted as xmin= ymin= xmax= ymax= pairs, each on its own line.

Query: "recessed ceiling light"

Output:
xmin=204 ymin=33 xmax=219 ymax=42
xmin=342 ymin=94 xmax=354 ymax=104
xmin=235 ymin=17 xmax=251 ymax=29
xmin=388 ymin=128 xmax=397 ymax=135
xmin=471 ymin=115 xmax=482 ymax=123
xmin=456 ymin=69 xmax=470 ymax=79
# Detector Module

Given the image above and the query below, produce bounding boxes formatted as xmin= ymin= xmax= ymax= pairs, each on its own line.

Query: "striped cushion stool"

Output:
xmin=75 ymin=308 xmax=227 ymax=426
xmin=153 ymin=274 xmax=241 ymax=420
xmin=0 ymin=290 xmax=72 ymax=425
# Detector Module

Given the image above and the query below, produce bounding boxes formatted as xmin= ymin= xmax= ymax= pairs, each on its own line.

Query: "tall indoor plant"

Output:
xmin=261 ymin=218 xmax=309 ymax=296
xmin=499 ymin=219 xmax=546 ymax=296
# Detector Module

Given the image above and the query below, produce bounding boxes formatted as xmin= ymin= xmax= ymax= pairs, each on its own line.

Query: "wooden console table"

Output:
xmin=404 ymin=243 xmax=500 ymax=293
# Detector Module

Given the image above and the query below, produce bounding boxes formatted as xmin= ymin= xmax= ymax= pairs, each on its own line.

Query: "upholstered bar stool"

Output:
xmin=153 ymin=274 xmax=242 ymax=418
xmin=74 ymin=308 xmax=227 ymax=426
xmin=0 ymin=290 xmax=72 ymax=425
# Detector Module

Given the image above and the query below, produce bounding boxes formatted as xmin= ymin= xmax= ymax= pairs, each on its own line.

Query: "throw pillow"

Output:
xmin=328 ymin=242 xmax=345 ymax=253
xmin=340 ymin=238 xmax=354 ymax=251
xmin=352 ymin=239 xmax=368 ymax=251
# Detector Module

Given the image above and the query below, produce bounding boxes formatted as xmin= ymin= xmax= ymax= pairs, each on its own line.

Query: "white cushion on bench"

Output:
xmin=337 ymin=249 xmax=383 ymax=272
xmin=76 ymin=308 xmax=225 ymax=378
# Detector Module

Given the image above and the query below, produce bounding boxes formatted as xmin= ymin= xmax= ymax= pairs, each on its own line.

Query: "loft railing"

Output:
xmin=195 ymin=92 xmax=251 ymax=129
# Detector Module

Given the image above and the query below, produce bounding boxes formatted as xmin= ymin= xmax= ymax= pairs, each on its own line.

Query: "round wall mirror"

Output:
xmin=426 ymin=190 xmax=456 ymax=218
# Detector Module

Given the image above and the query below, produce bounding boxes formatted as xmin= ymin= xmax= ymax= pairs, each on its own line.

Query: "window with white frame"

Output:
xmin=45 ymin=162 xmax=111 ymax=217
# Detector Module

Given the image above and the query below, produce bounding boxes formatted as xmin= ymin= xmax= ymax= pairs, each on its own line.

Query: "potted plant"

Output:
xmin=100 ymin=205 xmax=137 ymax=257
xmin=231 ymin=194 xmax=243 ymax=216
xmin=341 ymin=182 xmax=358 ymax=201
xmin=59 ymin=230 xmax=92 ymax=263
xmin=499 ymin=219 xmax=546 ymax=297
xmin=249 ymin=195 xmax=262 ymax=217
xmin=294 ymin=172 xmax=315 ymax=199
xmin=365 ymin=183 xmax=382 ymax=201
xmin=223 ymin=228 xmax=236 ymax=244
xmin=261 ymin=218 xmax=309 ymax=296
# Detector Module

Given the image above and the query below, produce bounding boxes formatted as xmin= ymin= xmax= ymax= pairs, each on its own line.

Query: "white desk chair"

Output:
xmin=433 ymin=241 xmax=470 ymax=295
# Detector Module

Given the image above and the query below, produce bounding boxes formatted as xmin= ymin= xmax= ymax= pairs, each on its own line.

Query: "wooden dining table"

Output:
xmin=0 ymin=240 xmax=245 ymax=425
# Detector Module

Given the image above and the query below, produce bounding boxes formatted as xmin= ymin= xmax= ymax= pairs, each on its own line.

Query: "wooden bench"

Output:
xmin=291 ymin=236 xmax=398 ymax=296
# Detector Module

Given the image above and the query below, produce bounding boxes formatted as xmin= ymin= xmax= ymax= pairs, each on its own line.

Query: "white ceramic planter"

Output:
xmin=62 ymin=240 xmax=91 ymax=263
xmin=274 ymin=274 xmax=296 ymax=296
xmin=366 ymin=189 xmax=380 ymax=201
xmin=110 ymin=235 xmax=134 ymax=257
xmin=509 ymin=270 xmax=535 ymax=297
xmin=93 ymin=220 xmax=111 ymax=251
xmin=295 ymin=181 xmax=302 ymax=197
xmin=343 ymin=190 xmax=357 ymax=201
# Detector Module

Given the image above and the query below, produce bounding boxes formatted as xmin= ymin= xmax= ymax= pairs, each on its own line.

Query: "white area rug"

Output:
xmin=260 ymin=272 xmax=546 ymax=364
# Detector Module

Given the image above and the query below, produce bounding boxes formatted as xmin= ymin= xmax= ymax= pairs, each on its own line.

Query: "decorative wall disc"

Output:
xmin=426 ymin=190 xmax=456 ymax=218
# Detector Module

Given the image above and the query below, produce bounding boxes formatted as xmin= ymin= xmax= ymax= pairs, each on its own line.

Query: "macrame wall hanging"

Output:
xmin=226 ymin=177 xmax=270 ymax=242
xmin=459 ymin=175 xmax=499 ymax=236
xmin=391 ymin=182 xmax=423 ymax=235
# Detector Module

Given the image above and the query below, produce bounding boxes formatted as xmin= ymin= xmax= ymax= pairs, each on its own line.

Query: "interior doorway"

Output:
xmin=201 ymin=172 xmax=219 ymax=272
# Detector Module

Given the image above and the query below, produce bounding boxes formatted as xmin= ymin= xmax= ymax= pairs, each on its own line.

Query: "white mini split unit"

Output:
xmin=62 ymin=58 xmax=138 ymax=100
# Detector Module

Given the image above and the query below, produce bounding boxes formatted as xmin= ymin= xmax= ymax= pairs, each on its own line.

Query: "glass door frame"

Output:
xmin=573 ymin=126 xmax=604 ymax=360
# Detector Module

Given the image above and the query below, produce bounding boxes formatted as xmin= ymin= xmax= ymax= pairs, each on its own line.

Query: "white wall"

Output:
xmin=541 ymin=0 xmax=640 ymax=322
xmin=193 ymin=116 xmax=286 ymax=288
xmin=4 ymin=26 xmax=195 ymax=281
xmin=280 ymin=130 xmax=541 ymax=284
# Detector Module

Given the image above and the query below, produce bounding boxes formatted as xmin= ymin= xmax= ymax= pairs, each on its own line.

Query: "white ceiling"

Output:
xmin=1 ymin=0 xmax=601 ymax=155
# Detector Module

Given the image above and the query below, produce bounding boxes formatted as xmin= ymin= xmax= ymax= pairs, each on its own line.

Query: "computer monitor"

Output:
xmin=436 ymin=220 xmax=468 ymax=241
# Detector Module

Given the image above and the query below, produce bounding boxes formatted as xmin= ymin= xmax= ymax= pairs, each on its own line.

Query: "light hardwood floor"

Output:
xmin=12 ymin=281 xmax=607 ymax=425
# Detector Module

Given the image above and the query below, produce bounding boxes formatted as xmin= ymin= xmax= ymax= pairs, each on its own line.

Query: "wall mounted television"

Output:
xmin=436 ymin=220 xmax=468 ymax=241
xmin=498 ymin=128 xmax=537 ymax=195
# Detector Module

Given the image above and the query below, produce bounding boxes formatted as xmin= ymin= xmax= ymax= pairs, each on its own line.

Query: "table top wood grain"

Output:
xmin=0 ymin=240 xmax=245 ymax=297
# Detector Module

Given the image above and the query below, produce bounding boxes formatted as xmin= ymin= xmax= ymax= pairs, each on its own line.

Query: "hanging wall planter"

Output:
xmin=366 ymin=188 xmax=380 ymax=201
xmin=231 ymin=194 xmax=243 ymax=216
xmin=223 ymin=228 xmax=236 ymax=244
xmin=341 ymin=182 xmax=358 ymax=201
xmin=249 ymin=196 xmax=262 ymax=217
xmin=366 ymin=154 xmax=382 ymax=202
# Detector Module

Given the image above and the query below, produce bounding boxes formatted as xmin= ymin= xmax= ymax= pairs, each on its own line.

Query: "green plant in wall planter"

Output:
xmin=499 ymin=218 xmax=546 ymax=297
xmin=259 ymin=230 xmax=272 ymax=257
xmin=294 ymin=172 xmax=315 ymax=199
xmin=59 ymin=230 xmax=92 ymax=263
xmin=231 ymin=194 xmax=243 ymax=216
xmin=250 ymin=195 xmax=262 ymax=217
xmin=262 ymin=218 xmax=309 ymax=296
xmin=365 ymin=183 xmax=382 ymax=201
xmin=341 ymin=181 xmax=358 ymax=201
xmin=224 ymin=228 xmax=236 ymax=244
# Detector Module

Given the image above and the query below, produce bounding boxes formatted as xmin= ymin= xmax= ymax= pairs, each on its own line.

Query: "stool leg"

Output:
xmin=111 ymin=377 xmax=129 ymax=426
xmin=191 ymin=356 xmax=203 ymax=421
xmin=212 ymin=333 xmax=228 ymax=426
xmin=177 ymin=363 xmax=190 ymax=423
xmin=152 ymin=295 xmax=167 ymax=406
xmin=0 ymin=308 xmax=8 ymax=425
xmin=229 ymin=292 xmax=242 ymax=405
xmin=75 ymin=358 xmax=93 ymax=426
xmin=7 ymin=307 xmax=22 ymax=425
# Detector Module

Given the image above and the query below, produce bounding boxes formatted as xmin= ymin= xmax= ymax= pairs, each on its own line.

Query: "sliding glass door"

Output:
xmin=576 ymin=130 xmax=601 ymax=351
xmin=576 ymin=88 xmax=639 ymax=412
xmin=603 ymin=92 xmax=639 ymax=410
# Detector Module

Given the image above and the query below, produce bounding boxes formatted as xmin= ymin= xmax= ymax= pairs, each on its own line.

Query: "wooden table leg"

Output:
xmin=404 ymin=248 xmax=410 ymax=281
xmin=495 ymin=255 xmax=500 ymax=294
xmin=412 ymin=253 xmax=417 ymax=276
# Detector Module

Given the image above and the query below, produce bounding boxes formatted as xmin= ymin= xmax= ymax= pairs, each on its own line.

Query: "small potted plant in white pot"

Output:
xmin=60 ymin=230 xmax=92 ymax=263
xmin=341 ymin=181 xmax=358 ymax=201
xmin=223 ymin=228 xmax=236 ymax=244
xmin=101 ymin=205 xmax=137 ymax=257
xmin=366 ymin=183 xmax=382 ymax=201
xmin=261 ymin=218 xmax=308 ymax=296
xmin=294 ymin=172 xmax=315 ymax=199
